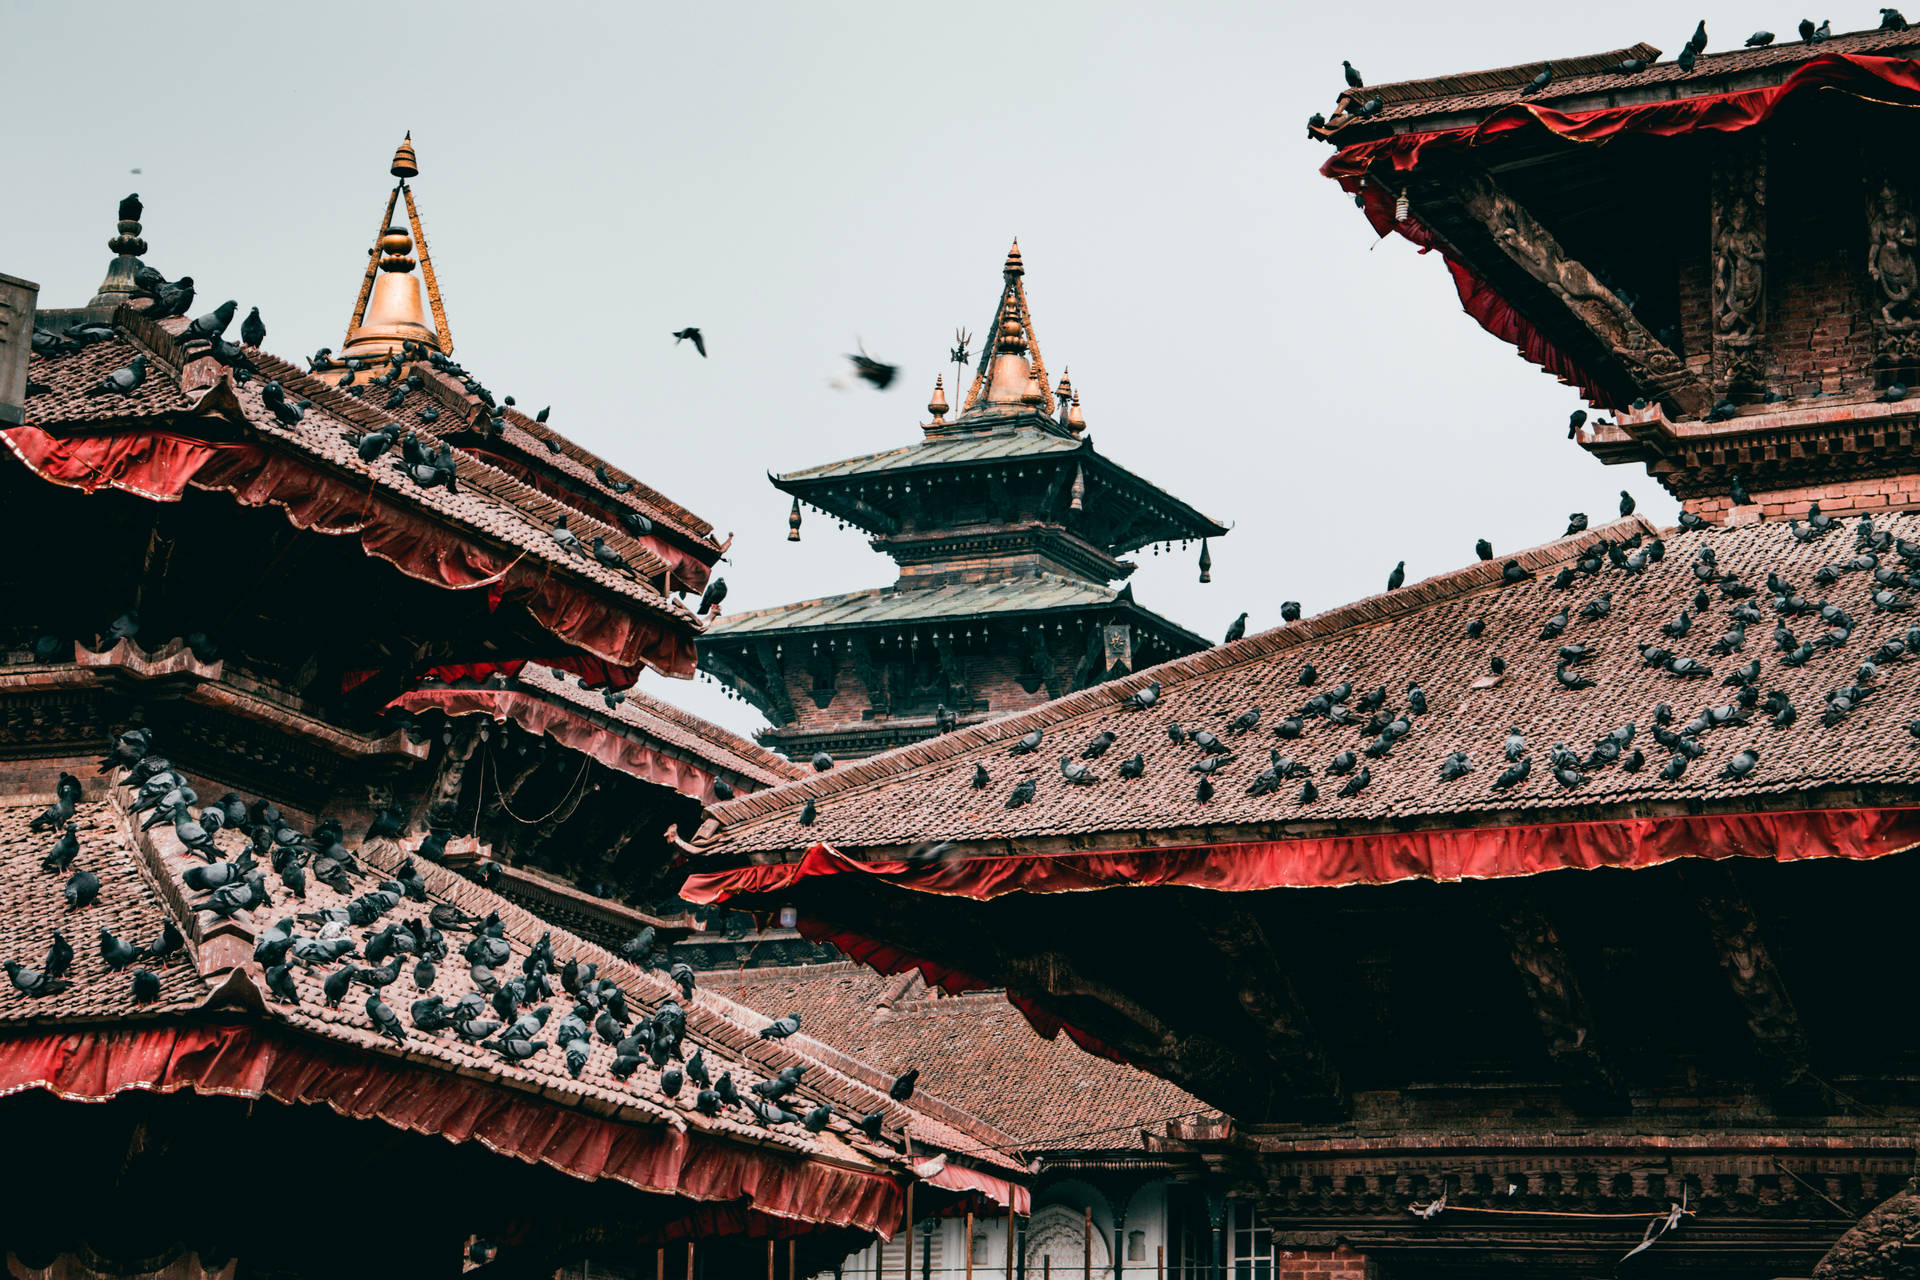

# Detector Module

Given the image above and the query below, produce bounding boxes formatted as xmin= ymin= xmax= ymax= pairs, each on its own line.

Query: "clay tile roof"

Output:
xmin=513 ymin=663 xmax=806 ymax=786
xmin=707 ymin=575 xmax=1193 ymax=639
xmin=701 ymin=511 xmax=1920 ymax=854
xmin=700 ymin=961 xmax=1209 ymax=1152
xmin=1330 ymin=25 xmax=1920 ymax=130
xmin=0 ymin=799 xmax=210 ymax=1023
xmin=88 ymin=772 xmax=1022 ymax=1178
xmin=386 ymin=368 xmax=719 ymax=548
xmin=21 ymin=314 xmax=697 ymax=632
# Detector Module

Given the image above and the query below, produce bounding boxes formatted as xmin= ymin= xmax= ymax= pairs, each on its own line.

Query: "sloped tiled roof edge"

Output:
xmin=701 ymin=515 xmax=1661 ymax=833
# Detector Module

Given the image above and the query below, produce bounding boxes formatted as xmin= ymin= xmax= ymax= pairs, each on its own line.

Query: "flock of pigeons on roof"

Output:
xmin=5 ymin=727 xmax=925 ymax=1143
xmin=1313 ymin=10 xmax=1912 ymax=132
xmin=766 ymin=495 xmax=1920 ymax=833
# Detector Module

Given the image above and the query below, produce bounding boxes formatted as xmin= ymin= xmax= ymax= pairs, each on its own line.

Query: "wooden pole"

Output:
xmin=966 ymin=1209 xmax=975 ymax=1280
xmin=768 ymin=1239 xmax=776 ymax=1280
xmin=789 ymin=1239 xmax=796 ymax=1280
xmin=686 ymin=1240 xmax=695 ymax=1280
xmin=1156 ymin=1245 xmax=1164 ymax=1280
xmin=1043 ymin=1259 xmax=1050 ymax=1280
xmin=904 ymin=1182 xmax=914 ymax=1280
xmin=656 ymin=1245 xmax=664 ymax=1280
xmin=1084 ymin=1207 xmax=1092 ymax=1280
xmin=1006 ymin=1204 xmax=1015 ymax=1280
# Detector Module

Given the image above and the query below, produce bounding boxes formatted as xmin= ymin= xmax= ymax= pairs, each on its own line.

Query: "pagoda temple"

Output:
xmin=700 ymin=242 xmax=1226 ymax=761
xmin=0 ymin=141 xmax=1031 ymax=1276
xmin=684 ymin=28 xmax=1920 ymax=1280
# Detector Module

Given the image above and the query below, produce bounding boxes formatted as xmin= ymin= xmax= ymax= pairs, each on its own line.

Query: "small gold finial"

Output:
xmin=1066 ymin=387 xmax=1086 ymax=434
xmin=1003 ymin=238 xmax=1024 ymax=278
xmin=1055 ymin=368 xmax=1074 ymax=424
xmin=788 ymin=496 xmax=803 ymax=542
xmin=1198 ymin=537 xmax=1213 ymax=584
xmin=1069 ymin=464 xmax=1085 ymax=512
xmin=391 ymin=132 xmax=419 ymax=179
xmin=928 ymin=373 xmax=948 ymax=421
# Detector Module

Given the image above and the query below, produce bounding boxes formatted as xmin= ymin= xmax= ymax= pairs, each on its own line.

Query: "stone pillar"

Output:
xmin=1711 ymin=136 xmax=1769 ymax=399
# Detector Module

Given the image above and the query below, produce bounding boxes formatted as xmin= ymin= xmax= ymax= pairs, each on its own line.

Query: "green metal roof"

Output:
xmin=704 ymin=574 xmax=1211 ymax=648
xmin=774 ymin=422 xmax=1085 ymax=483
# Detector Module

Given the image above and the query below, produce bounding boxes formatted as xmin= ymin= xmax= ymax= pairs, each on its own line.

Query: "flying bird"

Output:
xmin=672 ymin=327 xmax=707 ymax=357
xmin=845 ymin=344 xmax=898 ymax=390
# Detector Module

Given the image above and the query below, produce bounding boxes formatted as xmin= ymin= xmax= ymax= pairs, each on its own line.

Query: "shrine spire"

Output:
xmin=339 ymin=133 xmax=451 ymax=362
xmin=962 ymin=239 xmax=1055 ymax=418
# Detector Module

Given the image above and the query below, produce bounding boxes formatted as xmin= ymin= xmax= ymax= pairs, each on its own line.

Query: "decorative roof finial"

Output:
xmin=1066 ymin=387 xmax=1086 ymax=435
xmin=391 ymin=131 xmax=419 ymax=179
xmin=1198 ymin=537 xmax=1213 ymax=584
xmin=963 ymin=241 xmax=1053 ymax=417
xmin=87 ymin=193 xmax=148 ymax=310
xmin=1055 ymin=368 xmax=1073 ymax=423
xmin=788 ymin=496 xmax=803 ymax=542
xmin=1003 ymin=238 xmax=1024 ymax=278
xmin=928 ymin=373 xmax=948 ymax=423
xmin=1069 ymin=464 xmax=1086 ymax=512
xmin=110 ymin=194 xmax=146 ymax=257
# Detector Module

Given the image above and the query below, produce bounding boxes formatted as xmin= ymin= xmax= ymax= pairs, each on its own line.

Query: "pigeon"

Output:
xmin=758 ymin=1012 xmax=802 ymax=1040
xmin=98 ymin=928 xmax=140 ymax=970
xmin=845 ymin=346 xmax=898 ymax=389
xmin=798 ymin=797 xmax=816 ymax=826
xmin=5 ymin=962 xmax=71 ymax=998
xmin=1493 ymin=757 xmax=1532 ymax=790
xmin=1116 ymin=753 xmax=1145 ymax=780
xmin=43 ymin=931 xmax=73 ymax=980
xmin=1501 ymin=561 xmax=1532 ymax=584
xmin=41 ymin=823 xmax=80 ymax=874
xmin=1281 ymin=601 xmax=1302 ymax=622
xmin=1660 ymin=753 xmax=1689 ymax=781
xmin=1490 ymin=656 xmax=1506 ymax=676
xmin=890 ymin=1067 xmax=919 ymax=1101
xmin=1387 ymin=562 xmax=1405 ymax=592
xmin=670 ymin=962 xmax=696 ymax=1000
xmin=1688 ymin=18 xmax=1708 ymax=52
xmin=1225 ymin=612 xmax=1247 ymax=643
xmin=1466 ymin=619 xmax=1485 ymax=638
xmin=1522 ymin=65 xmax=1553 ymax=95
xmin=1194 ymin=776 xmax=1215 ymax=803
xmin=971 ymin=763 xmax=990 ymax=789
xmin=1539 ymin=610 xmax=1569 ymax=640
xmin=1343 ymin=59 xmax=1364 ymax=87
xmin=64 ymin=869 xmax=100 ymax=910
xmin=1555 ymin=663 xmax=1596 ymax=691
xmin=1884 ymin=7 xmax=1909 ymax=28
xmin=1476 ymin=539 xmax=1493 ymax=561
xmin=238 ymin=306 xmax=266 ymax=347
xmin=811 ymin=751 xmax=835 ymax=772
xmin=179 ymin=300 xmax=238 ymax=346
xmin=128 ymin=967 xmax=162 ymax=1004
xmin=671 ymin=327 xmax=707 ymax=357
xmin=698 ymin=577 xmax=729 ymax=616
xmin=1298 ymin=664 xmax=1318 ymax=686
xmin=1336 ymin=766 xmax=1371 ymax=798
xmin=1010 ymin=729 xmax=1043 ymax=755
xmin=1566 ymin=409 xmax=1588 ymax=438
xmin=1125 ymin=681 xmax=1161 ymax=711
xmin=1565 ymin=513 xmax=1588 ymax=536
xmin=1580 ymin=593 xmax=1614 ymax=623
xmin=1747 ymin=29 xmax=1776 ymax=45
xmin=84 ymin=355 xmax=148 ymax=397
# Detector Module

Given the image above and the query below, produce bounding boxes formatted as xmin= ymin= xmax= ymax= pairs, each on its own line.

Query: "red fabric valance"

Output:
xmin=0 ymin=1022 xmax=907 ymax=1238
xmin=685 ymin=806 xmax=1920 ymax=904
xmin=1321 ymin=52 xmax=1920 ymax=407
xmin=387 ymin=684 xmax=727 ymax=800
xmin=2 ymin=424 xmax=695 ymax=678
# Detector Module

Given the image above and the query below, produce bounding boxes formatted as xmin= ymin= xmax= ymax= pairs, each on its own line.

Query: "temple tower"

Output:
xmin=700 ymin=242 xmax=1227 ymax=759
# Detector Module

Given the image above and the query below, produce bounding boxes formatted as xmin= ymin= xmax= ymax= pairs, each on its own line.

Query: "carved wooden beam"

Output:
xmin=751 ymin=639 xmax=796 ymax=724
xmin=426 ymin=720 xmax=482 ymax=828
xmin=700 ymin=646 xmax=783 ymax=723
xmin=1442 ymin=168 xmax=1713 ymax=418
xmin=1179 ymin=902 xmax=1347 ymax=1116
xmin=1026 ymin=626 xmax=1065 ymax=700
xmin=849 ymin=634 xmax=888 ymax=717
xmin=1675 ymin=860 xmax=1817 ymax=1101
xmin=825 ymin=490 xmax=899 ymax=536
xmin=1486 ymin=887 xmax=1628 ymax=1112
xmin=932 ymin=631 xmax=965 ymax=706
xmin=1710 ymin=136 xmax=1768 ymax=397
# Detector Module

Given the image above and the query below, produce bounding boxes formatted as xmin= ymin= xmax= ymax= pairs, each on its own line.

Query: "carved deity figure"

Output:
xmin=1868 ymin=178 xmax=1920 ymax=327
xmin=1714 ymin=195 xmax=1766 ymax=340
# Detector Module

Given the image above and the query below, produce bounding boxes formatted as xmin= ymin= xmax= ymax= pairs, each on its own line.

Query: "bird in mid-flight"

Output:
xmin=673 ymin=327 xmax=707 ymax=357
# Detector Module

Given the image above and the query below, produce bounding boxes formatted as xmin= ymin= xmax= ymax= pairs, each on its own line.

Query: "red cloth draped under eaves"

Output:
xmin=1319 ymin=52 xmax=1920 ymax=408
xmin=0 ymin=424 xmax=696 ymax=679
xmin=682 ymin=806 xmax=1920 ymax=904
xmin=0 ymin=1021 xmax=908 ymax=1238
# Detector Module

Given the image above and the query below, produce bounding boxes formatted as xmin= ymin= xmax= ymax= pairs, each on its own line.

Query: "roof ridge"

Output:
xmin=700 ymin=514 xmax=1660 ymax=833
xmin=1351 ymin=41 xmax=1660 ymax=102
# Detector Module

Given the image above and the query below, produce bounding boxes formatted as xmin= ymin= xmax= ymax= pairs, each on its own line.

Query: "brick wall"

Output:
xmin=1683 ymin=471 xmax=1920 ymax=525
xmin=1275 ymin=1245 xmax=1371 ymax=1279
xmin=1766 ymin=142 xmax=1876 ymax=398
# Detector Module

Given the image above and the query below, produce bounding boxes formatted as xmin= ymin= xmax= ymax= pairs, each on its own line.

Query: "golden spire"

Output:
xmin=339 ymin=133 xmax=449 ymax=364
xmin=1066 ymin=387 xmax=1086 ymax=435
xmin=927 ymin=372 xmax=948 ymax=423
xmin=962 ymin=239 xmax=1054 ymax=418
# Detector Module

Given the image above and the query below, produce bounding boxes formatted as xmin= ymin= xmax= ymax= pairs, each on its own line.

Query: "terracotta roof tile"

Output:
xmin=0 ymin=798 xmax=210 ymax=1023
xmin=1328 ymin=25 xmax=1920 ymax=131
xmin=700 ymin=962 xmax=1208 ymax=1152
xmin=102 ymin=772 xmax=1020 ymax=1175
xmin=703 ymin=512 xmax=1920 ymax=853
xmin=514 ymin=664 xmax=806 ymax=786
xmin=23 ymin=317 xmax=699 ymax=634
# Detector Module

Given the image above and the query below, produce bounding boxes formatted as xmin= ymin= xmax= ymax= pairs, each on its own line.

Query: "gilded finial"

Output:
xmin=788 ymin=496 xmax=803 ymax=542
xmin=1066 ymin=387 xmax=1086 ymax=434
xmin=1055 ymin=368 xmax=1073 ymax=422
xmin=1003 ymin=238 xmax=1024 ymax=278
xmin=391 ymin=132 xmax=419 ymax=179
xmin=928 ymin=373 xmax=948 ymax=421
xmin=376 ymin=226 xmax=416 ymax=273
xmin=1198 ymin=537 xmax=1213 ymax=584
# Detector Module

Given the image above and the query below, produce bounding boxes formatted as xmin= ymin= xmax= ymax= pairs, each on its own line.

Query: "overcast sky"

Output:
xmin=10 ymin=0 xmax=1791 ymax=737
